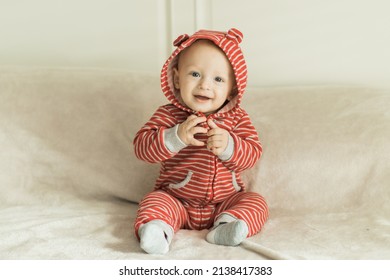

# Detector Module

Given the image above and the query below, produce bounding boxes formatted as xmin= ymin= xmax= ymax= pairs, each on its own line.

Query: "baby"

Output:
xmin=133 ymin=28 xmax=268 ymax=254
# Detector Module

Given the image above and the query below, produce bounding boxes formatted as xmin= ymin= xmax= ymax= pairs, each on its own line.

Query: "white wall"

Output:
xmin=0 ymin=0 xmax=165 ymax=73
xmin=209 ymin=0 xmax=390 ymax=88
xmin=1 ymin=0 xmax=390 ymax=88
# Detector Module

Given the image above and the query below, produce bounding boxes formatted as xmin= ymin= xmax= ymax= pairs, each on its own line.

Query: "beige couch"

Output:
xmin=1 ymin=67 xmax=389 ymax=259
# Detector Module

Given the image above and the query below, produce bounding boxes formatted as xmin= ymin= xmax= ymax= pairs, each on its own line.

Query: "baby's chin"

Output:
xmin=186 ymin=103 xmax=224 ymax=116
xmin=189 ymin=107 xmax=215 ymax=116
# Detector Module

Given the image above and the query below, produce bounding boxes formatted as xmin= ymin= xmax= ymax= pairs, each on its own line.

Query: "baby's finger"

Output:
xmin=186 ymin=115 xmax=206 ymax=127
xmin=207 ymin=128 xmax=223 ymax=137
xmin=207 ymin=119 xmax=219 ymax=129
xmin=191 ymin=126 xmax=208 ymax=135
xmin=190 ymin=138 xmax=205 ymax=146
xmin=207 ymin=139 xmax=221 ymax=148
xmin=208 ymin=146 xmax=222 ymax=156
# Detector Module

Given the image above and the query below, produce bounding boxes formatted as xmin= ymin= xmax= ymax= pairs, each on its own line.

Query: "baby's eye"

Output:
xmin=191 ymin=72 xmax=200 ymax=78
xmin=215 ymin=77 xmax=223 ymax=82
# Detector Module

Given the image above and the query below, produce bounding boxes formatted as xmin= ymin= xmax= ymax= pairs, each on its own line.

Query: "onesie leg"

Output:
xmin=213 ymin=192 xmax=269 ymax=237
xmin=138 ymin=220 xmax=173 ymax=254
xmin=206 ymin=214 xmax=248 ymax=246
xmin=134 ymin=190 xmax=188 ymax=254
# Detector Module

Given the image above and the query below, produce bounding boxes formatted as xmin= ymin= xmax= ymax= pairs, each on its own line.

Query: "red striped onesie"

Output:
xmin=133 ymin=28 xmax=268 ymax=239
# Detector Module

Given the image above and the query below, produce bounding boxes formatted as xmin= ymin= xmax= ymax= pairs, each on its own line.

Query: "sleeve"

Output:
xmin=221 ymin=111 xmax=262 ymax=173
xmin=133 ymin=106 xmax=183 ymax=163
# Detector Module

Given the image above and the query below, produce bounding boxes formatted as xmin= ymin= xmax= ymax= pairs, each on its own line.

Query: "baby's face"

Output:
xmin=173 ymin=40 xmax=234 ymax=115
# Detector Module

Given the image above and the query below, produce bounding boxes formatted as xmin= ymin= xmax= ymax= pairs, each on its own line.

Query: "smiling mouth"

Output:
xmin=194 ymin=95 xmax=211 ymax=102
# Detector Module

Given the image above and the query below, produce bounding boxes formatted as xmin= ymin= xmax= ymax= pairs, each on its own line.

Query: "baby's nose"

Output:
xmin=199 ymin=78 xmax=211 ymax=90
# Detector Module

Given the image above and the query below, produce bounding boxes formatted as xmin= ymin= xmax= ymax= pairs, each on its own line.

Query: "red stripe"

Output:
xmin=135 ymin=190 xmax=268 ymax=236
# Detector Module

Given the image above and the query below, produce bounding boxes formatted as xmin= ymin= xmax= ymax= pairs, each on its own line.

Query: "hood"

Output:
xmin=160 ymin=28 xmax=247 ymax=115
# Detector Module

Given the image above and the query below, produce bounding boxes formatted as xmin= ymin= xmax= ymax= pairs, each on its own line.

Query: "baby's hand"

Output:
xmin=207 ymin=119 xmax=229 ymax=156
xmin=177 ymin=115 xmax=208 ymax=146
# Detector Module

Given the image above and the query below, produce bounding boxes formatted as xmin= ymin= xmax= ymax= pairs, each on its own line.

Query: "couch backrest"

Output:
xmin=1 ymin=68 xmax=389 ymax=216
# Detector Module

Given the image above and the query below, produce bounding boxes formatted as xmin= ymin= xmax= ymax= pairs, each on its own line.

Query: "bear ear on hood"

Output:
xmin=173 ymin=34 xmax=189 ymax=47
xmin=226 ymin=28 xmax=243 ymax=44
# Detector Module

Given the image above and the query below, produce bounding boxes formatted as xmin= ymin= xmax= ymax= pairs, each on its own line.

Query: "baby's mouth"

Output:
xmin=194 ymin=95 xmax=211 ymax=102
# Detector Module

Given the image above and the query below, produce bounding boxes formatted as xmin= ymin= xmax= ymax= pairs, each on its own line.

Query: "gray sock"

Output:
xmin=138 ymin=220 xmax=173 ymax=254
xmin=206 ymin=215 xmax=248 ymax=246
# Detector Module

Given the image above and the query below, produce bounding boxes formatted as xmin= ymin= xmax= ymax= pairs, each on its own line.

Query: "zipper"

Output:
xmin=202 ymin=112 xmax=217 ymax=204
xmin=209 ymin=156 xmax=217 ymax=203
xmin=195 ymin=111 xmax=220 ymax=204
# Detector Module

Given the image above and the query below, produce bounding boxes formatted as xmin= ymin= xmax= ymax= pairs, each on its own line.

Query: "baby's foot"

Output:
xmin=138 ymin=220 xmax=173 ymax=254
xmin=206 ymin=219 xmax=248 ymax=246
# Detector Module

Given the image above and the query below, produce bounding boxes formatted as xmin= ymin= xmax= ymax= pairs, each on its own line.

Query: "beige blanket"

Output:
xmin=0 ymin=67 xmax=389 ymax=259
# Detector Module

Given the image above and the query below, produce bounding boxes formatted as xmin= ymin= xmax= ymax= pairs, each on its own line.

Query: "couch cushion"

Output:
xmin=0 ymin=68 xmax=164 ymax=205
xmin=242 ymin=86 xmax=390 ymax=214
